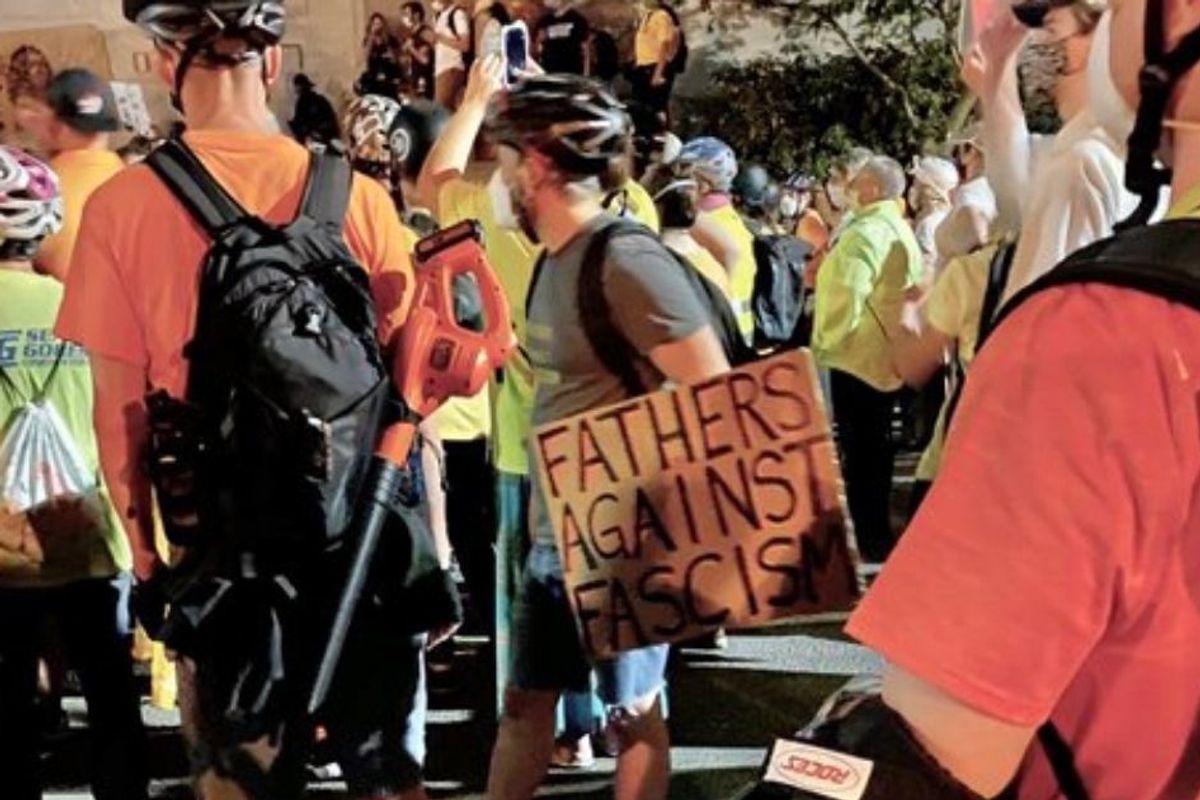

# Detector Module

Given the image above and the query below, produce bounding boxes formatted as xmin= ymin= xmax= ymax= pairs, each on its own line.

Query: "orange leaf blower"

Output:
xmin=310 ymin=220 xmax=517 ymax=713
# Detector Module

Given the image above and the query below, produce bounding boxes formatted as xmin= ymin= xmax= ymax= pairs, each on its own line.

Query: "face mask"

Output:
xmin=488 ymin=169 xmax=521 ymax=230
xmin=1087 ymin=11 xmax=1136 ymax=144
xmin=779 ymin=195 xmax=800 ymax=219
xmin=1022 ymin=39 xmax=1069 ymax=94
xmin=826 ymin=182 xmax=847 ymax=211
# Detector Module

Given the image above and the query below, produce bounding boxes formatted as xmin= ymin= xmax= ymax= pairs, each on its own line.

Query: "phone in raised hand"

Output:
xmin=501 ymin=22 xmax=530 ymax=88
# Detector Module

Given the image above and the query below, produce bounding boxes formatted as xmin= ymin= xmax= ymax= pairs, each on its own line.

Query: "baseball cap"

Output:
xmin=45 ymin=69 xmax=120 ymax=133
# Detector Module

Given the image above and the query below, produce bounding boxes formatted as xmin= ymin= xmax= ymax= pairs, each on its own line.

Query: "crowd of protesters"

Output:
xmin=1 ymin=1 xmax=1197 ymax=799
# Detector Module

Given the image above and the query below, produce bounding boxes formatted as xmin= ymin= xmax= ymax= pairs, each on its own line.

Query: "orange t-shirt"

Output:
xmin=847 ymin=285 xmax=1200 ymax=799
xmin=37 ymin=148 xmax=125 ymax=282
xmin=55 ymin=131 xmax=415 ymax=396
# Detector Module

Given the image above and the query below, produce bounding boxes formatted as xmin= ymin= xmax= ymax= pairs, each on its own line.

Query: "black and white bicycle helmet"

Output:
xmin=488 ymin=74 xmax=631 ymax=179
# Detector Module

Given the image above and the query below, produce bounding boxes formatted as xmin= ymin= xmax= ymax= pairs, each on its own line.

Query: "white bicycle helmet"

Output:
xmin=0 ymin=146 xmax=64 ymax=247
xmin=677 ymin=137 xmax=738 ymax=193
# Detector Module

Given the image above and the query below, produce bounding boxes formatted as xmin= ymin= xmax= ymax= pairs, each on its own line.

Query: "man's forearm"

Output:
xmin=95 ymin=394 xmax=157 ymax=579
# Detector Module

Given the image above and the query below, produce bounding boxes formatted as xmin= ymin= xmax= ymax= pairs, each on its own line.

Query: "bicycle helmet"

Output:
xmin=677 ymin=137 xmax=738 ymax=193
xmin=733 ymin=163 xmax=772 ymax=208
xmin=784 ymin=172 xmax=815 ymax=193
xmin=345 ymin=95 xmax=450 ymax=182
xmin=0 ymin=146 xmax=64 ymax=255
xmin=124 ymin=1 xmax=287 ymax=109
xmin=487 ymin=74 xmax=631 ymax=179
xmin=344 ymin=94 xmax=402 ymax=177
xmin=123 ymin=1 xmax=286 ymax=48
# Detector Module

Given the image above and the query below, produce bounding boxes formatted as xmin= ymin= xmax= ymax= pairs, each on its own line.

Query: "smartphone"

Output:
xmin=502 ymin=22 xmax=530 ymax=88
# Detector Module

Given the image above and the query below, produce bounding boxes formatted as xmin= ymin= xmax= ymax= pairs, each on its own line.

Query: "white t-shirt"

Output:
xmin=435 ymin=5 xmax=471 ymax=76
xmin=954 ymin=176 xmax=998 ymax=224
xmin=988 ymin=111 xmax=1136 ymax=305
xmin=914 ymin=205 xmax=951 ymax=273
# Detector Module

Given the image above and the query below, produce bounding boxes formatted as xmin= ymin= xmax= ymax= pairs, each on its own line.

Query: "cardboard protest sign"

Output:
xmin=533 ymin=349 xmax=859 ymax=660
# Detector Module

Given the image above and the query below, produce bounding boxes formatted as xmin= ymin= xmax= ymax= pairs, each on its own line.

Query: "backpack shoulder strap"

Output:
xmin=146 ymin=138 xmax=248 ymax=238
xmin=33 ymin=344 xmax=68 ymax=404
xmin=0 ymin=343 xmax=68 ymax=407
xmin=996 ymin=218 xmax=1200 ymax=328
xmin=525 ymin=250 xmax=548 ymax=319
xmin=578 ymin=219 xmax=654 ymax=397
xmin=299 ymin=149 xmax=353 ymax=231
xmin=974 ymin=236 xmax=1018 ymax=350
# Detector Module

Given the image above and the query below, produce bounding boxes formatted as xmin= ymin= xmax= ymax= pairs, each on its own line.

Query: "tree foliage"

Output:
xmin=679 ymin=0 xmax=966 ymax=176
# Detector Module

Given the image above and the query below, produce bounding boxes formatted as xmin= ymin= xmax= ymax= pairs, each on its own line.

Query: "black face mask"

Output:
xmin=1119 ymin=0 xmax=1200 ymax=228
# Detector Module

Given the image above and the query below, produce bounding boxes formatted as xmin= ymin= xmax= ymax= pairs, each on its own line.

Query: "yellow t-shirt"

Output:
xmin=604 ymin=179 xmax=661 ymax=233
xmin=635 ymin=9 xmax=677 ymax=68
xmin=914 ymin=243 xmax=995 ymax=481
xmin=667 ymin=234 xmax=731 ymax=297
xmin=38 ymin=149 xmax=125 ymax=282
xmin=435 ymin=173 xmax=541 ymax=474
xmin=700 ymin=203 xmax=756 ymax=338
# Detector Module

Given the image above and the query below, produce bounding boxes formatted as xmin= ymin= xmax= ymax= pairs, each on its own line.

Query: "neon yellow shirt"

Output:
xmin=813 ymin=199 xmax=923 ymax=392
xmin=436 ymin=174 xmax=541 ymax=473
xmin=699 ymin=203 xmax=756 ymax=339
xmin=604 ymin=179 xmax=662 ymax=233
xmin=0 ymin=270 xmax=130 ymax=587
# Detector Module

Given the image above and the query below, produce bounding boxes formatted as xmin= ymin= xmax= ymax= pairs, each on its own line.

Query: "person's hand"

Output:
xmin=961 ymin=43 xmax=988 ymax=96
xmin=516 ymin=58 xmax=545 ymax=79
xmin=651 ymin=71 xmax=667 ymax=88
xmin=427 ymin=620 xmax=462 ymax=651
xmin=978 ymin=13 xmax=1030 ymax=69
xmin=963 ymin=14 xmax=1029 ymax=95
xmin=133 ymin=546 xmax=167 ymax=585
xmin=463 ymin=54 xmax=505 ymax=111
xmin=131 ymin=561 xmax=172 ymax=640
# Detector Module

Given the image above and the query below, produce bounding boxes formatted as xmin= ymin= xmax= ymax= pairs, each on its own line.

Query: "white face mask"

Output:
xmin=488 ymin=168 xmax=521 ymax=230
xmin=779 ymin=195 xmax=800 ymax=219
xmin=826 ymin=182 xmax=848 ymax=211
xmin=1087 ymin=11 xmax=1137 ymax=145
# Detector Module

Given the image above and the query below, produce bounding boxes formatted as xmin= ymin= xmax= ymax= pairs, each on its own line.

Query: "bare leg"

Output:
xmin=612 ymin=695 xmax=671 ymax=800
xmin=486 ymin=687 xmax=560 ymax=800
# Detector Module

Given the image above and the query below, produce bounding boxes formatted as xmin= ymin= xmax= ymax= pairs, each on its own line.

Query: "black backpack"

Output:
xmin=746 ymin=221 xmax=812 ymax=350
xmin=144 ymin=139 xmax=391 ymax=560
xmin=528 ymin=218 xmax=753 ymax=398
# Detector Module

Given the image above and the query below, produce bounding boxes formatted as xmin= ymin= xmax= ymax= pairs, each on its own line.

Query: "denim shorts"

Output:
xmin=510 ymin=543 xmax=669 ymax=711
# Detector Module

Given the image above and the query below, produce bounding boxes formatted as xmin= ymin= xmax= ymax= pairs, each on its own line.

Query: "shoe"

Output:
xmin=550 ymin=734 xmax=595 ymax=769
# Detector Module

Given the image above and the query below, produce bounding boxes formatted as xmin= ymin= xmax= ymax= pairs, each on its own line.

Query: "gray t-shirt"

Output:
xmin=527 ymin=214 xmax=710 ymax=546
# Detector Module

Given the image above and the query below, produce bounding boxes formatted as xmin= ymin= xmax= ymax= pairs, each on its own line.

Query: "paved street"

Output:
xmin=43 ymin=620 xmax=882 ymax=800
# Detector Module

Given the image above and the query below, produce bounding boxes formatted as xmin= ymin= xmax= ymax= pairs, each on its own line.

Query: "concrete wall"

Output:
xmin=0 ymin=0 xmax=372 ymax=133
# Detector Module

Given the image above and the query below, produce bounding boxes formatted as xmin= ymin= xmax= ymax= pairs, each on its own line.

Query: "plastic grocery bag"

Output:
xmin=0 ymin=400 xmax=103 ymax=576
xmin=1 ymin=400 xmax=95 ymax=511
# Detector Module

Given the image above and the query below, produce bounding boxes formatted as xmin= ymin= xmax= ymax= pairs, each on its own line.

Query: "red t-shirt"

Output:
xmin=848 ymin=284 xmax=1200 ymax=800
